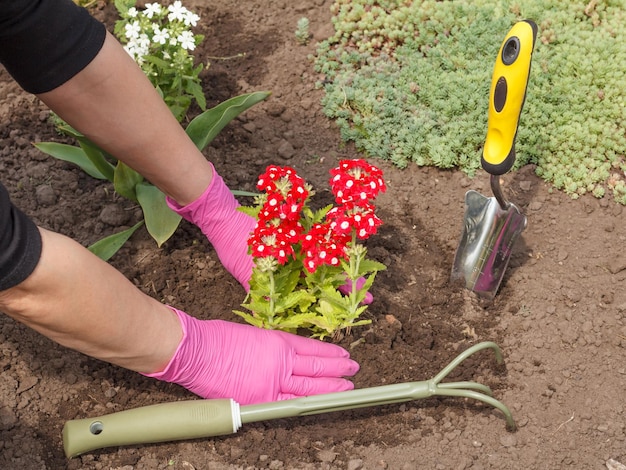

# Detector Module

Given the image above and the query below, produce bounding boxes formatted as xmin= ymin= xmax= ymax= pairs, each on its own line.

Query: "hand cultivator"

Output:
xmin=63 ymin=341 xmax=515 ymax=458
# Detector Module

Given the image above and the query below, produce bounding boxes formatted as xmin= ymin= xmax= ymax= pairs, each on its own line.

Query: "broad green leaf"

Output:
xmin=186 ymin=91 xmax=271 ymax=151
xmin=88 ymin=220 xmax=144 ymax=261
xmin=75 ymin=137 xmax=116 ymax=182
xmin=54 ymin=125 xmax=117 ymax=182
xmin=136 ymin=183 xmax=182 ymax=247
xmin=114 ymin=162 xmax=144 ymax=202
xmin=33 ymin=142 xmax=107 ymax=180
xmin=56 ymin=123 xmax=83 ymax=139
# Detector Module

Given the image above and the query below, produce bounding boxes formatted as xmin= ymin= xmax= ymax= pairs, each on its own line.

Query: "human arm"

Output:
xmin=0 ymin=226 xmax=358 ymax=404
xmin=0 ymin=0 xmax=361 ymax=403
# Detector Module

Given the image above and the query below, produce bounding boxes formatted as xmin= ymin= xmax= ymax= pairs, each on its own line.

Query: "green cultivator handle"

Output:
xmin=63 ymin=341 xmax=515 ymax=458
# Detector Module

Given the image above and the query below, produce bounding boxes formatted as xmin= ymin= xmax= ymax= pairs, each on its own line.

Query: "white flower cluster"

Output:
xmin=121 ymin=1 xmax=201 ymax=64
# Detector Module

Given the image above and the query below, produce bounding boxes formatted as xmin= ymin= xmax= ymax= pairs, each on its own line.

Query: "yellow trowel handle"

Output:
xmin=481 ymin=20 xmax=537 ymax=176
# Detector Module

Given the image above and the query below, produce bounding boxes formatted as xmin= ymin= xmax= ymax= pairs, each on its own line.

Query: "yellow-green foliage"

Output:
xmin=315 ymin=0 xmax=626 ymax=203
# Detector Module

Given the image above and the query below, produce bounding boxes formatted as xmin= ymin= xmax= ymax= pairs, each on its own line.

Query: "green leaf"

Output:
xmin=136 ymin=183 xmax=182 ymax=247
xmin=75 ymin=137 xmax=116 ymax=182
xmin=231 ymin=189 xmax=259 ymax=197
xmin=185 ymin=78 xmax=207 ymax=110
xmin=56 ymin=123 xmax=83 ymax=139
xmin=54 ymin=126 xmax=117 ymax=182
xmin=358 ymin=259 xmax=387 ymax=273
xmin=275 ymin=290 xmax=316 ymax=313
xmin=185 ymin=91 xmax=271 ymax=151
xmin=244 ymin=299 xmax=274 ymax=316
xmin=114 ymin=0 xmax=135 ymax=17
xmin=143 ymin=54 xmax=171 ymax=69
xmin=33 ymin=142 xmax=107 ymax=180
xmin=232 ymin=310 xmax=266 ymax=328
xmin=88 ymin=220 xmax=144 ymax=261
xmin=114 ymin=162 xmax=144 ymax=202
xmin=271 ymin=313 xmax=319 ymax=330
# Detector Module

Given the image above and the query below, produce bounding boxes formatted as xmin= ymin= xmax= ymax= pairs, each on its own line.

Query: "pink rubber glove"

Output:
xmin=167 ymin=163 xmax=374 ymax=302
xmin=337 ymin=277 xmax=374 ymax=305
xmin=144 ymin=308 xmax=360 ymax=405
xmin=166 ymin=163 xmax=256 ymax=291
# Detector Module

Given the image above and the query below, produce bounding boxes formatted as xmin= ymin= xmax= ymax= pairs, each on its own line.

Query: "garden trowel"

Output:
xmin=451 ymin=20 xmax=537 ymax=299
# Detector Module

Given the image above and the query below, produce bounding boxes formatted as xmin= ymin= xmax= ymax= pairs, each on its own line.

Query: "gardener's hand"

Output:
xmin=144 ymin=308 xmax=360 ymax=405
xmin=337 ymin=277 xmax=374 ymax=304
xmin=168 ymin=165 xmax=375 ymax=303
xmin=167 ymin=164 xmax=257 ymax=291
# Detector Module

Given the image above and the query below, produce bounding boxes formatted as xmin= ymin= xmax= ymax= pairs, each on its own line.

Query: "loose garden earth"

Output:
xmin=1 ymin=1 xmax=625 ymax=469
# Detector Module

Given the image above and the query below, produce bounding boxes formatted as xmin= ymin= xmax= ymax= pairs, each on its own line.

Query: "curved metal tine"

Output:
xmin=434 ymin=388 xmax=516 ymax=431
xmin=436 ymin=381 xmax=493 ymax=396
xmin=431 ymin=342 xmax=504 ymax=385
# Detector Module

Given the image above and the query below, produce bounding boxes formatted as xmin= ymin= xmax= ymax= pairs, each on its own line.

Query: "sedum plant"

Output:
xmin=295 ymin=17 xmax=311 ymax=45
xmin=36 ymin=0 xmax=269 ymax=260
xmin=234 ymin=159 xmax=387 ymax=340
xmin=315 ymin=0 xmax=626 ymax=204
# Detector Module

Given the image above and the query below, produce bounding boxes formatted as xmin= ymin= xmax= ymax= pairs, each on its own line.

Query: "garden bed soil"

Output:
xmin=1 ymin=1 xmax=625 ymax=469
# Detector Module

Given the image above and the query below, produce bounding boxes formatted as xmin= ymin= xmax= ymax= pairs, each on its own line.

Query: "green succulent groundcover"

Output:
xmin=315 ymin=0 xmax=626 ymax=203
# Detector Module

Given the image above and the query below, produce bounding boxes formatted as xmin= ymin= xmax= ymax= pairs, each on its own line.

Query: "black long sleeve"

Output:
xmin=0 ymin=0 xmax=106 ymax=93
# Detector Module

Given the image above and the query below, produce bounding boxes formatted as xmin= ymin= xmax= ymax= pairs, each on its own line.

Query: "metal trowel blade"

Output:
xmin=451 ymin=190 xmax=527 ymax=299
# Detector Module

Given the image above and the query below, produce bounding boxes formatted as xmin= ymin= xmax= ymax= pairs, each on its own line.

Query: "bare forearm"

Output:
xmin=36 ymin=31 xmax=213 ymax=206
xmin=0 ymin=228 xmax=181 ymax=373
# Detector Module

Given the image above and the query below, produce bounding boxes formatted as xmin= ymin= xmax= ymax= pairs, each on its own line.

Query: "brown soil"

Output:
xmin=1 ymin=1 xmax=625 ymax=469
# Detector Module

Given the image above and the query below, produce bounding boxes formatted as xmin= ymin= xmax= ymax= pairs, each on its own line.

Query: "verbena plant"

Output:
xmin=234 ymin=160 xmax=387 ymax=340
xmin=36 ymin=0 xmax=268 ymax=260
xmin=315 ymin=0 xmax=626 ymax=204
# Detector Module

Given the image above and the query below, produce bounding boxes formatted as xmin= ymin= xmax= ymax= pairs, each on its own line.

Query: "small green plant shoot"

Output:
xmin=295 ymin=17 xmax=311 ymax=45
xmin=36 ymin=1 xmax=269 ymax=260
xmin=234 ymin=159 xmax=387 ymax=340
xmin=315 ymin=0 xmax=626 ymax=204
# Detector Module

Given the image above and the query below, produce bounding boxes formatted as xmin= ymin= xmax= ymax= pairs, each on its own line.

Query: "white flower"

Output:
xmin=152 ymin=26 xmax=170 ymax=45
xmin=143 ymin=2 xmax=162 ymax=19
xmin=177 ymin=30 xmax=196 ymax=50
xmin=137 ymin=33 xmax=151 ymax=50
xmin=184 ymin=11 xmax=200 ymax=27
xmin=123 ymin=44 xmax=136 ymax=59
xmin=124 ymin=42 xmax=147 ymax=64
xmin=124 ymin=21 xmax=141 ymax=40
xmin=127 ymin=7 xmax=138 ymax=18
xmin=167 ymin=1 xmax=188 ymax=22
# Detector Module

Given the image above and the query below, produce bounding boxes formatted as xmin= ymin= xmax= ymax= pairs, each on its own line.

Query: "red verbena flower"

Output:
xmin=256 ymin=165 xmax=309 ymax=222
xmin=248 ymin=222 xmax=301 ymax=264
xmin=327 ymin=202 xmax=383 ymax=239
xmin=301 ymin=222 xmax=350 ymax=273
xmin=329 ymin=159 xmax=386 ymax=205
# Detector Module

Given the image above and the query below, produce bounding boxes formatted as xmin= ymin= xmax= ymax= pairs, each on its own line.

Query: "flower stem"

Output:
xmin=348 ymin=230 xmax=361 ymax=318
xmin=268 ymin=270 xmax=276 ymax=327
